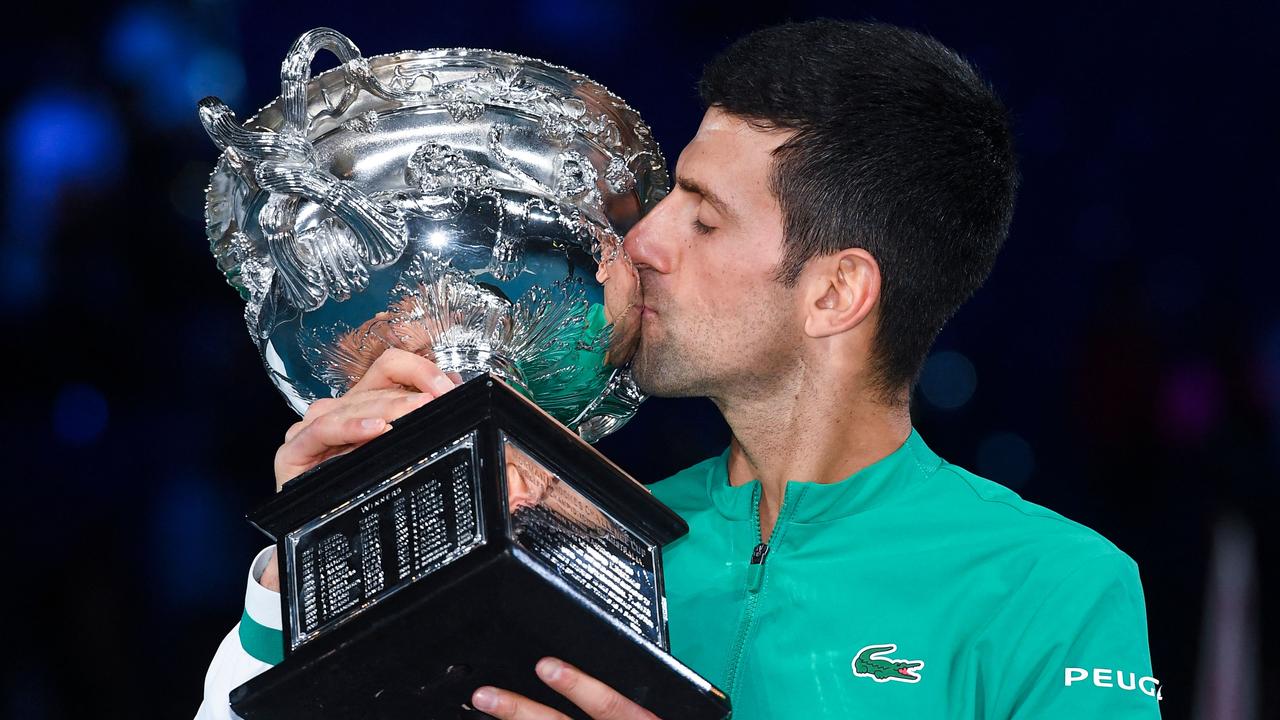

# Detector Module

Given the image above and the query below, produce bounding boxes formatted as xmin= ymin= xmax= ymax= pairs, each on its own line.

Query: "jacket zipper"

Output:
xmin=723 ymin=482 xmax=800 ymax=696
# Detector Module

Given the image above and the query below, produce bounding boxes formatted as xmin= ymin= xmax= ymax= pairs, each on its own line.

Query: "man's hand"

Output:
xmin=471 ymin=657 xmax=660 ymax=720
xmin=260 ymin=349 xmax=458 ymax=592
xmin=273 ymin=348 xmax=458 ymax=490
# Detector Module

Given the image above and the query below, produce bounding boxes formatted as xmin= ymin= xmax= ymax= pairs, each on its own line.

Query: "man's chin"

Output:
xmin=629 ymin=348 xmax=664 ymax=396
xmin=631 ymin=350 xmax=698 ymax=398
xmin=632 ymin=373 xmax=669 ymax=397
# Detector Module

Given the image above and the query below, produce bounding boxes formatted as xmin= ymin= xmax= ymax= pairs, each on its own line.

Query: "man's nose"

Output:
xmin=506 ymin=463 xmax=536 ymax=511
xmin=622 ymin=194 xmax=675 ymax=274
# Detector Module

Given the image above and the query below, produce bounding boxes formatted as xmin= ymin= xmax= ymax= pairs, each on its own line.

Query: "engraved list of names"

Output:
xmin=287 ymin=436 xmax=483 ymax=648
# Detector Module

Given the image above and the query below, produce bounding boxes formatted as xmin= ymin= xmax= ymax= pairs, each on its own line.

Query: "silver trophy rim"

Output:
xmin=202 ymin=42 xmax=667 ymax=228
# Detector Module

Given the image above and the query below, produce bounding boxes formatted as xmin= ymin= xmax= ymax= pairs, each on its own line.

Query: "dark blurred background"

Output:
xmin=2 ymin=1 xmax=1276 ymax=717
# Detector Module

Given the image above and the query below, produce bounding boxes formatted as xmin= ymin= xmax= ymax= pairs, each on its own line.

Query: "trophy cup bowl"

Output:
xmin=199 ymin=28 xmax=729 ymax=720
xmin=201 ymin=27 xmax=659 ymax=441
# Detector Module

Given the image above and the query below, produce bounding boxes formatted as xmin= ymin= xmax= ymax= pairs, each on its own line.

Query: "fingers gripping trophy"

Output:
xmin=199 ymin=28 xmax=728 ymax=720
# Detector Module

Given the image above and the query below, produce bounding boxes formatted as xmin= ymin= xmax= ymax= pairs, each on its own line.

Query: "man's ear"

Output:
xmin=802 ymin=248 xmax=880 ymax=339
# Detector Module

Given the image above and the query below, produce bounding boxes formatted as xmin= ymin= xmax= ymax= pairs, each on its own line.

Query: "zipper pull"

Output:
xmin=747 ymin=542 xmax=770 ymax=593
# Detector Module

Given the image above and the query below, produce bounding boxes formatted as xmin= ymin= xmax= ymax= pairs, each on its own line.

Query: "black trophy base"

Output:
xmin=231 ymin=548 xmax=721 ymax=719
xmin=228 ymin=375 xmax=729 ymax=720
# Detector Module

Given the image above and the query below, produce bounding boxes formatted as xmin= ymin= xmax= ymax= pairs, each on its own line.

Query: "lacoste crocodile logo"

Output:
xmin=852 ymin=644 xmax=924 ymax=683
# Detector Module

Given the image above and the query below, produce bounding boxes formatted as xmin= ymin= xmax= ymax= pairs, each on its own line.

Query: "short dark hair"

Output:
xmin=699 ymin=20 xmax=1018 ymax=400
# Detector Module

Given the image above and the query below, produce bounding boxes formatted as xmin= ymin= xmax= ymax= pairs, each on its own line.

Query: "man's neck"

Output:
xmin=714 ymin=366 xmax=911 ymax=542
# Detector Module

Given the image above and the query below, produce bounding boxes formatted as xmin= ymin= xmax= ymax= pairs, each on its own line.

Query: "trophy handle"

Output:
xmin=254 ymin=160 xmax=405 ymax=268
xmin=280 ymin=28 xmax=374 ymax=135
xmin=199 ymin=97 xmax=407 ymax=310
xmin=281 ymin=27 xmax=442 ymax=134
xmin=197 ymin=98 xmax=313 ymax=163
xmin=197 ymin=27 xmax=425 ymax=311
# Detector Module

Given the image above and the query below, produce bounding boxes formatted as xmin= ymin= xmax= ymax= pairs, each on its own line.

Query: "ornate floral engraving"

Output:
xmin=604 ymin=155 xmax=634 ymax=194
xmin=341 ymin=110 xmax=379 ymax=133
xmin=386 ymin=61 xmax=440 ymax=96
xmin=406 ymin=142 xmax=493 ymax=194
xmin=554 ymin=151 xmax=599 ymax=201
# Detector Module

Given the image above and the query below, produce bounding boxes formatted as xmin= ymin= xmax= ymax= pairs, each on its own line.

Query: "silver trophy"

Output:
xmin=199 ymin=28 xmax=730 ymax=720
xmin=200 ymin=26 xmax=663 ymax=441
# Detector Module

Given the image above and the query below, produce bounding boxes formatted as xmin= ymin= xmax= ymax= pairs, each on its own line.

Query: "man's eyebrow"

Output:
xmin=677 ymin=176 xmax=737 ymax=221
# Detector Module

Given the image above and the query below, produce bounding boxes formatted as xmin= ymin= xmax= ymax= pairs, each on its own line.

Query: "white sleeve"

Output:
xmin=194 ymin=546 xmax=283 ymax=720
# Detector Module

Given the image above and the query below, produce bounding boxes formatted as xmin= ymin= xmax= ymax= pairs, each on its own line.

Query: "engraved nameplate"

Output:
xmin=284 ymin=433 xmax=484 ymax=649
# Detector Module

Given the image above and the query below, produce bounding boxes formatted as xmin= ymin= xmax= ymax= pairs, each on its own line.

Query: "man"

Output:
xmin=198 ymin=20 xmax=1161 ymax=719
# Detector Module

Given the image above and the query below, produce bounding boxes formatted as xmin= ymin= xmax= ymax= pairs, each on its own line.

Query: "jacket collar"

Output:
xmin=706 ymin=428 xmax=942 ymax=523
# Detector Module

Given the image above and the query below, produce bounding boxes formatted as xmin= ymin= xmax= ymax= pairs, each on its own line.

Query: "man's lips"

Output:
xmin=640 ymin=304 xmax=658 ymax=317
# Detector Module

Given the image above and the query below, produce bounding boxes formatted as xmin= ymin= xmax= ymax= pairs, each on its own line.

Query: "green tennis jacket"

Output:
xmin=649 ymin=429 xmax=1162 ymax=718
xmin=208 ymin=429 xmax=1161 ymax=719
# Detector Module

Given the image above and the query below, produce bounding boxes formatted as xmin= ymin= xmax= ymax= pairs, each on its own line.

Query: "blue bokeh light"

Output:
xmin=976 ymin=431 xmax=1035 ymax=489
xmin=105 ymin=5 xmax=185 ymax=82
xmin=918 ymin=350 xmax=978 ymax=410
xmin=1 ymin=250 xmax=42 ymax=312
xmin=185 ymin=47 xmax=247 ymax=109
xmin=3 ymin=92 xmax=122 ymax=310
xmin=151 ymin=471 xmax=242 ymax=608
xmin=104 ymin=5 xmax=243 ymax=125
xmin=8 ymin=93 xmax=117 ymax=183
xmin=52 ymin=383 xmax=109 ymax=446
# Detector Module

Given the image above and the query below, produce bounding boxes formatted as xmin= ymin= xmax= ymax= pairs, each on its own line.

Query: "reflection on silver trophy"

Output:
xmin=199 ymin=27 xmax=666 ymax=440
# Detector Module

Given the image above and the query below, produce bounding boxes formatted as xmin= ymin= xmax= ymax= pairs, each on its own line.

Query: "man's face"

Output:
xmin=624 ymin=108 xmax=800 ymax=398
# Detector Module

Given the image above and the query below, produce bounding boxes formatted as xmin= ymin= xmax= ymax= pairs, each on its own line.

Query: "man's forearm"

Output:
xmin=195 ymin=547 xmax=284 ymax=719
xmin=259 ymin=548 xmax=280 ymax=592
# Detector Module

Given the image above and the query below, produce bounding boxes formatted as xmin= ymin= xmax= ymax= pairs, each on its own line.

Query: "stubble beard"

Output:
xmin=630 ymin=313 xmax=713 ymax=398
xmin=631 ymin=292 xmax=795 ymax=400
xmin=632 ymin=333 xmax=695 ymax=397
